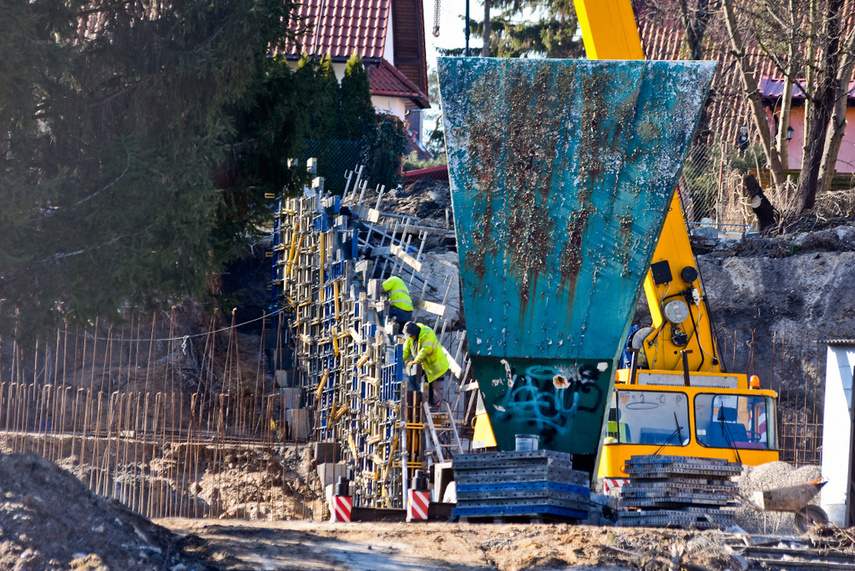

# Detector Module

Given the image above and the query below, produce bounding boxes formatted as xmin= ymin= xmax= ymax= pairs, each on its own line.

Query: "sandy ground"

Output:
xmin=157 ymin=518 xmax=687 ymax=571
xmin=1 ymin=452 xmax=851 ymax=571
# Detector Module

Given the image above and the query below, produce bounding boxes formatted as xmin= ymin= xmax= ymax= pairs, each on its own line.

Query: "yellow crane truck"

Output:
xmin=472 ymin=0 xmax=780 ymax=491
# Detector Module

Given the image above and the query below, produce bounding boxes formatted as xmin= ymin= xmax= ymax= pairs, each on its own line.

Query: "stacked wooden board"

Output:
xmin=452 ymin=450 xmax=590 ymax=521
xmin=618 ymin=455 xmax=741 ymax=529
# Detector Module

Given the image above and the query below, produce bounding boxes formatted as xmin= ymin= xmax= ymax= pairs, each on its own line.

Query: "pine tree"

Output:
xmin=470 ymin=0 xmax=585 ymax=58
xmin=339 ymin=53 xmax=376 ymax=141
xmin=0 ymin=0 xmax=301 ymax=340
xmin=217 ymin=54 xmax=311 ymax=257
xmin=362 ymin=114 xmax=408 ymax=190
xmin=313 ymin=55 xmax=341 ymax=140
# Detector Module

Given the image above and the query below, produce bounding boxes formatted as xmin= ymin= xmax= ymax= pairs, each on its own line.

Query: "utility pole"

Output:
xmin=465 ymin=0 xmax=470 ymax=56
xmin=482 ymin=0 xmax=491 ymax=57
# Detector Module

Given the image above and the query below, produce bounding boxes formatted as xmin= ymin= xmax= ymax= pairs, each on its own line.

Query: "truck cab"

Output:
xmin=598 ymin=369 xmax=778 ymax=489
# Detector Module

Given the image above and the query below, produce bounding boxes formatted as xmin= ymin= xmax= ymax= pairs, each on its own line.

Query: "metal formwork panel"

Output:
xmin=439 ymin=57 xmax=715 ymax=455
xmin=453 ymin=504 xmax=588 ymax=520
xmin=618 ymin=508 xmax=736 ymax=529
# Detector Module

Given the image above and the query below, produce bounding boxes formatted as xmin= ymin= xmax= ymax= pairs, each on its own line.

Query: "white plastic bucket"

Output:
xmin=515 ymin=434 xmax=540 ymax=451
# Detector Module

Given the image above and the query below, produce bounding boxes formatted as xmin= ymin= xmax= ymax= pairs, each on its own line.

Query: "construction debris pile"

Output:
xmin=269 ymin=166 xmax=473 ymax=509
xmin=735 ymin=461 xmax=823 ymax=534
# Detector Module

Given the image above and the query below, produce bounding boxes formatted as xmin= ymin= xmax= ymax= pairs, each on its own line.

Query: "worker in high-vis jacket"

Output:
xmin=382 ymin=275 xmax=413 ymax=325
xmin=403 ymin=322 xmax=449 ymax=408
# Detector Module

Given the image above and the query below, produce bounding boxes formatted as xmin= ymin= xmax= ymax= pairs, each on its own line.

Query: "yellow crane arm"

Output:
xmin=575 ymin=0 xmax=644 ymax=60
xmin=574 ymin=0 xmax=722 ymax=373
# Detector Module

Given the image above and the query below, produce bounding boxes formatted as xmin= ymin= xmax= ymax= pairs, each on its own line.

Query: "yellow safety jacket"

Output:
xmin=403 ymin=323 xmax=449 ymax=383
xmin=382 ymin=276 xmax=414 ymax=312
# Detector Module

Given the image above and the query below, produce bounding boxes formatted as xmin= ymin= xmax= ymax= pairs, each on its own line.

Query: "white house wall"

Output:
xmin=822 ymin=344 xmax=855 ymax=526
xmin=384 ymin=6 xmax=394 ymax=63
xmin=371 ymin=95 xmax=407 ymax=120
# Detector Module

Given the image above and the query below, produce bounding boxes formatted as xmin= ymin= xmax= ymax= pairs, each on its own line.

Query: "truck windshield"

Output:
xmin=695 ymin=393 xmax=773 ymax=449
xmin=607 ymin=390 xmax=690 ymax=446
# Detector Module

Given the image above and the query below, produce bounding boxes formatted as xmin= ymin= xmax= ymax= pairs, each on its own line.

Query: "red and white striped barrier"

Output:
xmin=330 ymin=495 xmax=353 ymax=523
xmin=601 ymin=478 xmax=629 ymax=494
xmin=407 ymin=489 xmax=430 ymax=521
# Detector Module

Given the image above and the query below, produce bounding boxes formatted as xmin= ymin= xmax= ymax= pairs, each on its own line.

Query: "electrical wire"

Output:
xmin=74 ymin=306 xmax=289 ymax=344
xmin=693 ymin=311 xmax=719 ymax=372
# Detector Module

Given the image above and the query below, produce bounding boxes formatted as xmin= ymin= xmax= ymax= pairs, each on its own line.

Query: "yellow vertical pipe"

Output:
xmin=287 ymin=232 xmax=302 ymax=278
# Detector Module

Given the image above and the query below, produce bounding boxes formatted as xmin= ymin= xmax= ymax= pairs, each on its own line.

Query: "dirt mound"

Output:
xmin=0 ymin=452 xmax=224 ymax=570
xmin=360 ymin=178 xmax=452 ymax=225
xmin=194 ymin=445 xmax=327 ymax=521
xmin=698 ymin=222 xmax=855 ymax=258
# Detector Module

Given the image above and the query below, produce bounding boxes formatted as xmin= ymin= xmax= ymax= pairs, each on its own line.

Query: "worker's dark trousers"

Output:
xmin=424 ymin=374 xmax=446 ymax=408
xmin=388 ymin=306 xmax=412 ymax=325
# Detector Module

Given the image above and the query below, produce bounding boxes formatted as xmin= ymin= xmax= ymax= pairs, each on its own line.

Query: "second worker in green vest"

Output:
xmin=382 ymin=275 xmax=414 ymax=326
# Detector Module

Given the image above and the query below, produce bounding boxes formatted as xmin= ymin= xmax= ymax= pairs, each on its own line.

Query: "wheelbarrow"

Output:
xmin=748 ymin=478 xmax=829 ymax=534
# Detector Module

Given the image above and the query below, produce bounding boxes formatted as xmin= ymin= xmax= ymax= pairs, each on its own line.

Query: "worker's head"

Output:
xmin=339 ymin=206 xmax=352 ymax=217
xmin=404 ymin=322 xmax=420 ymax=338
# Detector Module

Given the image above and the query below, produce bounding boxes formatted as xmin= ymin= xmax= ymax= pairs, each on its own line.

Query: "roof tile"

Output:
xmin=288 ymin=0 xmax=391 ymax=60
xmin=367 ymin=59 xmax=429 ymax=108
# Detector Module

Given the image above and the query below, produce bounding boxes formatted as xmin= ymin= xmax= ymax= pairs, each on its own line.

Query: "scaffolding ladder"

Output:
xmin=423 ymin=401 xmax=464 ymax=466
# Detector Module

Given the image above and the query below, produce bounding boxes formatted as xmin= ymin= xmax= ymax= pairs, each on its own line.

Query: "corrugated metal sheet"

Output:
xmin=822 ymin=339 xmax=855 ymax=346
xmin=439 ymin=57 xmax=715 ymax=455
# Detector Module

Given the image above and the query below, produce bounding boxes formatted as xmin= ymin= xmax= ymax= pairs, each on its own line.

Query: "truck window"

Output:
xmin=606 ymin=390 xmax=690 ymax=446
xmin=695 ymin=393 xmax=772 ymax=449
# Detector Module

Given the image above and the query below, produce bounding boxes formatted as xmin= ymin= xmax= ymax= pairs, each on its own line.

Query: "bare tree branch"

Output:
xmin=721 ymin=0 xmax=787 ymax=188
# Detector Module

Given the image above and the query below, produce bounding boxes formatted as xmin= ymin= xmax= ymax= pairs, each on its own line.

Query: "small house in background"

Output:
xmin=285 ymin=0 xmax=430 ymax=143
xmin=760 ymin=77 xmax=855 ymax=174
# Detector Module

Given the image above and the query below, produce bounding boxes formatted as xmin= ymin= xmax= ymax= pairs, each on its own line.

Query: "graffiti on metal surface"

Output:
xmin=491 ymin=360 xmax=605 ymax=445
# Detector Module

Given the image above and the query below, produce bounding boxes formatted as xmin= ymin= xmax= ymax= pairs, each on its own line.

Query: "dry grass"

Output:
xmin=698 ymin=166 xmax=855 ymax=232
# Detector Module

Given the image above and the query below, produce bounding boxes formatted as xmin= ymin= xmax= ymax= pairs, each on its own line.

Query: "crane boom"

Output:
xmin=575 ymin=0 xmax=723 ymax=374
xmin=573 ymin=0 xmax=778 ymax=484
xmin=575 ymin=0 xmax=644 ymax=60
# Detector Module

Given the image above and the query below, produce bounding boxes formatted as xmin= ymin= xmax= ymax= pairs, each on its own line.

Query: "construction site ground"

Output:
xmin=4 ymin=181 xmax=855 ymax=569
xmin=3 ymin=450 xmax=853 ymax=571
xmin=157 ymin=518 xmax=734 ymax=571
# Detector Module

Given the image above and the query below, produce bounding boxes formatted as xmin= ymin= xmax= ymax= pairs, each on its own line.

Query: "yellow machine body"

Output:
xmin=473 ymin=0 xmax=779 ymax=477
xmin=597 ymin=369 xmax=779 ymax=481
xmin=637 ymin=192 xmax=724 ymax=373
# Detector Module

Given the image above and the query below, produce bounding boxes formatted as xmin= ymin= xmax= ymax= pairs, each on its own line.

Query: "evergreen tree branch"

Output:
xmin=74 ymin=0 xmax=138 ymax=19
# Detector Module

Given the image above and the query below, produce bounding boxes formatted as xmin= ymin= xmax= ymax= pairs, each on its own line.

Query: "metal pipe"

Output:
xmin=681 ymin=349 xmax=693 ymax=386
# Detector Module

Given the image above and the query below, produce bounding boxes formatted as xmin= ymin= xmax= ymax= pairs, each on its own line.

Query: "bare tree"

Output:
xmin=677 ymin=0 xmax=716 ymax=60
xmin=816 ymin=21 xmax=855 ymax=196
xmin=721 ymin=0 xmax=788 ymax=189
xmin=795 ymin=0 xmax=847 ymax=213
xmin=722 ymin=0 xmax=855 ymax=220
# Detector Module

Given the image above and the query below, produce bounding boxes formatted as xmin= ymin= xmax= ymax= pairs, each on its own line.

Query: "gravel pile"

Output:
xmin=734 ymin=461 xmax=822 ymax=534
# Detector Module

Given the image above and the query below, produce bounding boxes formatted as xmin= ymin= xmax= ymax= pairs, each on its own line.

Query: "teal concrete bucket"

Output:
xmin=438 ymin=57 xmax=716 ymax=466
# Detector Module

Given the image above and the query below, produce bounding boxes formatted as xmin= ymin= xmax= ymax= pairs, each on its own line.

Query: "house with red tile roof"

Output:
xmin=759 ymin=77 xmax=855 ymax=174
xmin=285 ymin=0 xmax=430 ymax=142
xmin=636 ymin=2 xmax=855 ymax=164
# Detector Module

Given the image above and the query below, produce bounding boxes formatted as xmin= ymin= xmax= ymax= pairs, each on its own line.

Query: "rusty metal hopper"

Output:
xmin=438 ymin=57 xmax=716 ymax=459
